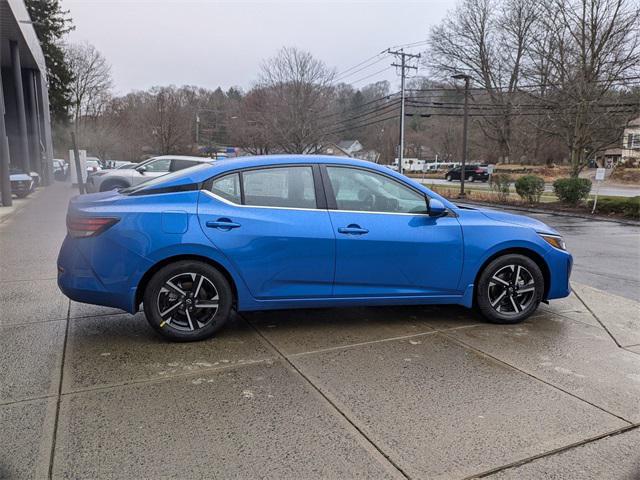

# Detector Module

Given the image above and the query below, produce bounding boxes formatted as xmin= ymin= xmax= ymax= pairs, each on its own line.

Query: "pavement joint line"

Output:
xmin=469 ymin=423 xmax=640 ymax=479
xmin=57 ymin=357 xmax=276 ymax=397
xmin=571 ymin=287 xmax=623 ymax=349
xmin=286 ymin=324 xmax=480 ymax=359
xmin=241 ymin=313 xmax=412 ymax=480
xmin=0 ymin=318 xmax=68 ymax=329
xmin=438 ymin=331 xmax=635 ymax=426
xmin=47 ymin=298 xmax=71 ymax=479
xmin=0 ymin=276 xmax=58 ymax=284
xmin=0 ymin=393 xmax=57 ymax=408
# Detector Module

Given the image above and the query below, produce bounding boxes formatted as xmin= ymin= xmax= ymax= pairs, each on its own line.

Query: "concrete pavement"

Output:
xmin=1 ymin=182 xmax=639 ymax=479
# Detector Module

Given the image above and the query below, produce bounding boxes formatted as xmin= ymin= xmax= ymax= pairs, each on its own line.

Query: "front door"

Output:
xmin=324 ymin=165 xmax=463 ymax=297
xmin=198 ymin=165 xmax=335 ymax=299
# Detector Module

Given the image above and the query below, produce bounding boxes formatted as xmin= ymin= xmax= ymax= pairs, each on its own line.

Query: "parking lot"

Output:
xmin=1 ymin=183 xmax=639 ymax=479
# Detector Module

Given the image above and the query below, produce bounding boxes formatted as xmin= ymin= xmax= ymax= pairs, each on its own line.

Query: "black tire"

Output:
xmin=476 ymin=254 xmax=544 ymax=324
xmin=100 ymin=180 xmax=129 ymax=192
xmin=143 ymin=260 xmax=233 ymax=342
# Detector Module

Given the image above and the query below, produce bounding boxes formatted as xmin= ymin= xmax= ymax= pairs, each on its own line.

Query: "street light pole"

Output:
xmin=453 ymin=73 xmax=471 ymax=198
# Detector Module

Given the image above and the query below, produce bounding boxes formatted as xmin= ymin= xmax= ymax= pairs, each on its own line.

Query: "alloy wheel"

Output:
xmin=156 ymin=272 xmax=219 ymax=331
xmin=487 ymin=264 xmax=536 ymax=316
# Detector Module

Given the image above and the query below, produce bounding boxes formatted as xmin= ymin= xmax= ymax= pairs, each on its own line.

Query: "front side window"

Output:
xmin=210 ymin=173 xmax=241 ymax=204
xmin=144 ymin=158 xmax=171 ymax=172
xmin=243 ymin=167 xmax=316 ymax=208
xmin=326 ymin=166 xmax=427 ymax=214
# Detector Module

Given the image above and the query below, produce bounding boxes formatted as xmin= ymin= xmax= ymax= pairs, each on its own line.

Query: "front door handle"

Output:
xmin=206 ymin=218 xmax=241 ymax=230
xmin=338 ymin=224 xmax=369 ymax=235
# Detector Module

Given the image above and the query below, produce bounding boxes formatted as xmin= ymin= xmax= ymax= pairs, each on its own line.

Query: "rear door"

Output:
xmin=198 ymin=165 xmax=335 ymax=299
xmin=323 ymin=165 xmax=463 ymax=297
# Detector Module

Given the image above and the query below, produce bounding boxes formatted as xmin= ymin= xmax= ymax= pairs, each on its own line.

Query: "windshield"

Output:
xmin=120 ymin=163 xmax=211 ymax=194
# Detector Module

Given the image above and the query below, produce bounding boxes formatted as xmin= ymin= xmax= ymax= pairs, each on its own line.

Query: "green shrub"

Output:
xmin=553 ymin=178 xmax=592 ymax=205
xmin=515 ymin=175 xmax=545 ymax=204
xmin=489 ymin=173 xmax=512 ymax=201
xmin=588 ymin=196 xmax=640 ymax=219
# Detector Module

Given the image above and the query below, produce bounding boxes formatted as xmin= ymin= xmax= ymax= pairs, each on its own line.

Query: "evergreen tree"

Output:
xmin=25 ymin=0 xmax=74 ymax=124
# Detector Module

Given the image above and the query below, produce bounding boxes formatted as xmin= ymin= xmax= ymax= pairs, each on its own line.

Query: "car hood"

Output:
xmin=478 ymin=208 xmax=559 ymax=235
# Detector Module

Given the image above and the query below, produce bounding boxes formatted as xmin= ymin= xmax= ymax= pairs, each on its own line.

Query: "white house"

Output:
xmin=602 ymin=116 xmax=640 ymax=167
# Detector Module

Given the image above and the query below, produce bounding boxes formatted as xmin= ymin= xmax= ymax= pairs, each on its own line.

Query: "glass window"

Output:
xmin=171 ymin=159 xmax=200 ymax=172
xmin=144 ymin=158 xmax=171 ymax=172
xmin=210 ymin=173 xmax=241 ymax=204
xmin=243 ymin=167 xmax=316 ymax=208
xmin=326 ymin=166 xmax=427 ymax=213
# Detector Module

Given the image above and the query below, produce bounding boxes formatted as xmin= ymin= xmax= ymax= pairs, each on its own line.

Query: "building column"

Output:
xmin=26 ymin=70 xmax=41 ymax=176
xmin=0 ymin=56 xmax=13 ymax=206
xmin=35 ymin=71 xmax=53 ymax=186
xmin=9 ymin=41 xmax=31 ymax=173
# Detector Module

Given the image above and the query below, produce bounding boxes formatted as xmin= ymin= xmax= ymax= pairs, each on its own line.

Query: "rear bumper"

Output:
xmin=57 ymin=236 xmax=136 ymax=313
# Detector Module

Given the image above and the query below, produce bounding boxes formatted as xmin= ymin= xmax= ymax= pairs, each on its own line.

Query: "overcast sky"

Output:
xmin=60 ymin=0 xmax=452 ymax=95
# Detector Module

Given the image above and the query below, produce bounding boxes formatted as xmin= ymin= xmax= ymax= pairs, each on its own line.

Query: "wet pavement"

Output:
xmin=1 ymin=182 xmax=639 ymax=479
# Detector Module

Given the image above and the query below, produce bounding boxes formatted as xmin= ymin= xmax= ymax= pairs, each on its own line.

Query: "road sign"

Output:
xmin=592 ymin=168 xmax=606 ymax=214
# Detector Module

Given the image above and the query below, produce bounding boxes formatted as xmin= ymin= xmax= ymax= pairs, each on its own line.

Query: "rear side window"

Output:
xmin=210 ymin=173 xmax=241 ymax=204
xmin=171 ymin=159 xmax=200 ymax=172
xmin=242 ymin=167 xmax=316 ymax=208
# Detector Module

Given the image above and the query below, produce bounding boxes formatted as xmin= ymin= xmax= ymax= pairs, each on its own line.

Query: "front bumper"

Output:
xmin=544 ymin=248 xmax=573 ymax=300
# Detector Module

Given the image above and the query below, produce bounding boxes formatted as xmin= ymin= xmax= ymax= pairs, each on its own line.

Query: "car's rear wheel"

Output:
xmin=100 ymin=180 xmax=129 ymax=192
xmin=143 ymin=261 xmax=232 ymax=342
xmin=476 ymin=254 xmax=543 ymax=324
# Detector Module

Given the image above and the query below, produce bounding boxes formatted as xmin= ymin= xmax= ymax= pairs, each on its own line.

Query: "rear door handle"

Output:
xmin=206 ymin=219 xmax=241 ymax=230
xmin=338 ymin=224 xmax=369 ymax=235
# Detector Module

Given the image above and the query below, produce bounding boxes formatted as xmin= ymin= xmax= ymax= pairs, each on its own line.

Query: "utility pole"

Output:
xmin=452 ymin=73 xmax=471 ymax=198
xmin=388 ymin=48 xmax=420 ymax=175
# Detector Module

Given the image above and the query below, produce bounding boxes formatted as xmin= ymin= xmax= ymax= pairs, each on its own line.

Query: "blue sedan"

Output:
xmin=57 ymin=155 xmax=572 ymax=341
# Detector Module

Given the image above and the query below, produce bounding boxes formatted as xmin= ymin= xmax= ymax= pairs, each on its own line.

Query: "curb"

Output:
xmin=457 ymin=200 xmax=640 ymax=226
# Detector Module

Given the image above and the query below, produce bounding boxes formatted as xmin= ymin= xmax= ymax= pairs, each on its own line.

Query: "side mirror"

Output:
xmin=428 ymin=198 xmax=447 ymax=217
xmin=136 ymin=165 xmax=147 ymax=174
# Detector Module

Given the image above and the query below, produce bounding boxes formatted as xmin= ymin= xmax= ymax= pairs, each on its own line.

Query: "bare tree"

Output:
xmin=65 ymin=42 xmax=112 ymax=139
xmin=427 ymin=0 xmax=539 ymax=163
xmin=532 ymin=0 xmax=640 ymax=175
xmin=144 ymin=86 xmax=194 ymax=155
xmin=257 ymin=47 xmax=335 ymax=153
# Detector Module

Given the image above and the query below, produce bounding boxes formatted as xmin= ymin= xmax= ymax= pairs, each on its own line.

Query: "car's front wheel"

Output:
xmin=143 ymin=260 xmax=232 ymax=342
xmin=476 ymin=254 xmax=543 ymax=324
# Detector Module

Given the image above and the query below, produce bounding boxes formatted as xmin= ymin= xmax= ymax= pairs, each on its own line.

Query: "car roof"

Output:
xmin=150 ymin=155 xmax=214 ymax=162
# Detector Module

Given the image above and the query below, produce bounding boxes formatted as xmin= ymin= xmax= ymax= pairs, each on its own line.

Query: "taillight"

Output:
xmin=67 ymin=216 xmax=119 ymax=238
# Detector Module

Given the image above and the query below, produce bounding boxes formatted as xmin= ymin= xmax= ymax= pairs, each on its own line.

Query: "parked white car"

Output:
xmin=85 ymin=155 xmax=214 ymax=193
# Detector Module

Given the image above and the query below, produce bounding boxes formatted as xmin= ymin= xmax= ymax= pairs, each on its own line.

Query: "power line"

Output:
xmin=333 ymin=55 xmax=390 ymax=84
xmin=320 ymin=99 xmax=401 ymax=133
xmin=349 ymin=66 xmax=394 ymax=86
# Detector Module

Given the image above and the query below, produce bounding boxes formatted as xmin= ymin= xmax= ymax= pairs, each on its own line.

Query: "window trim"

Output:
xmin=203 ymin=164 xmax=327 ymax=211
xmin=321 ymin=164 xmax=431 ymax=216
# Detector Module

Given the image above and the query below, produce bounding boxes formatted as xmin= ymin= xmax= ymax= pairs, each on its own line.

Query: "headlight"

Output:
xmin=539 ymin=233 xmax=566 ymax=251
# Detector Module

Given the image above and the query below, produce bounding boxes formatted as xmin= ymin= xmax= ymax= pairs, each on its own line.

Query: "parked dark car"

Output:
xmin=445 ymin=165 xmax=489 ymax=182
xmin=9 ymin=168 xmax=34 ymax=198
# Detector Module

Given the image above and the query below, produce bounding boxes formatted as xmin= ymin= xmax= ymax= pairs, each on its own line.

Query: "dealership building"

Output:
xmin=0 ymin=0 xmax=54 ymax=206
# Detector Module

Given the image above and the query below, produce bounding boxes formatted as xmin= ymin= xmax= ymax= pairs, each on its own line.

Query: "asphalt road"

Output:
xmin=499 ymin=208 xmax=640 ymax=302
xmin=420 ymin=178 xmax=640 ymax=197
